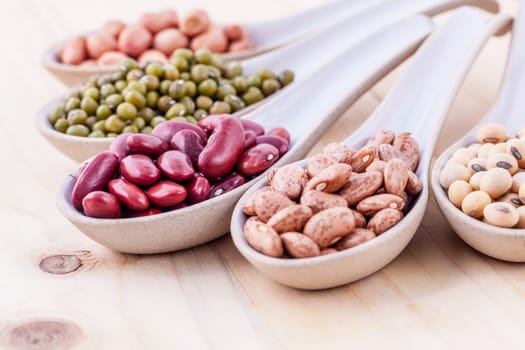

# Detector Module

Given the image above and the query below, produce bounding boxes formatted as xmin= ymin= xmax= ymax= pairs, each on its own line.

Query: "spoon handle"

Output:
xmin=484 ymin=3 xmax=525 ymax=131
xmin=342 ymin=8 xmax=511 ymax=167
xmin=244 ymin=0 xmax=500 ymax=81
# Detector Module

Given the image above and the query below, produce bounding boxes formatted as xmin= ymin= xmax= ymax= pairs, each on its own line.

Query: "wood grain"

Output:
xmin=0 ymin=0 xmax=523 ymax=349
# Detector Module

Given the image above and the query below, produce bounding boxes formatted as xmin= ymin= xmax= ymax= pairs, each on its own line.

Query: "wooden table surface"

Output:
xmin=1 ymin=0 xmax=523 ymax=349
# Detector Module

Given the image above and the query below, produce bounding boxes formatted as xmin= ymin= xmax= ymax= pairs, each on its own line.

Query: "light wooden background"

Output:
xmin=0 ymin=0 xmax=523 ymax=349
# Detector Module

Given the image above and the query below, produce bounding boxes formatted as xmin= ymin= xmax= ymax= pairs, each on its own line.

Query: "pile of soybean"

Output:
xmin=48 ymin=48 xmax=294 ymax=138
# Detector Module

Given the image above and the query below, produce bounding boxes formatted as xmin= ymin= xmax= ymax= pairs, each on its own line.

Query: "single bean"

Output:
xmin=82 ymin=191 xmax=121 ymax=218
xmin=196 ymin=114 xmax=227 ymax=132
xmin=209 ymin=172 xmax=246 ymax=198
xmin=237 ymin=143 xmax=279 ymax=177
xmin=244 ymin=217 xmax=283 ymax=258
xmin=120 ymin=154 xmax=160 ymax=186
xmin=108 ymin=178 xmax=149 ymax=211
xmin=243 ymin=131 xmax=257 ymax=150
xmin=254 ymin=190 xmax=295 ymax=222
xmin=356 ymin=194 xmax=405 ymax=217
xmin=126 ymin=134 xmax=168 ymax=157
xmin=334 ymin=228 xmax=376 ymax=250
xmin=476 ymin=123 xmax=507 ymax=144
xmin=198 ymin=116 xmax=245 ymax=178
xmin=383 ymin=158 xmax=409 ymax=197
xmin=350 ymin=144 xmax=376 ymax=173
xmin=393 ymin=132 xmax=420 ymax=171
xmin=306 ymin=154 xmax=337 ymax=178
xmin=367 ymin=130 xmax=395 ymax=146
xmin=323 ymin=143 xmax=355 ymax=164
xmin=367 ymin=208 xmax=403 ymax=235
xmin=300 ymin=190 xmax=348 ymax=214
xmin=281 ymin=232 xmax=320 ymax=258
xmin=71 ymin=152 xmax=119 ymax=211
xmin=351 ymin=209 xmax=367 ymax=228
xmin=269 ymin=164 xmax=308 ymax=200
xmin=127 ymin=207 xmax=162 ymax=218
xmin=242 ymin=186 xmax=272 ymax=216
xmin=447 ymin=180 xmax=472 ymax=208
xmin=256 ymin=135 xmax=289 ymax=156
xmin=187 ymin=174 xmax=211 ymax=204
xmin=303 ymin=207 xmax=355 ymax=249
xmin=267 ymin=205 xmax=313 ymax=234
xmin=268 ymin=128 xmax=290 ymax=144
xmin=108 ymin=133 xmax=132 ymax=160
xmin=170 ymin=129 xmax=205 ymax=166
xmin=483 ymin=202 xmax=519 ymax=228
xmin=461 ymin=190 xmax=491 ymax=219
xmin=152 ymin=120 xmax=207 ymax=144
xmin=157 ymin=150 xmax=195 ymax=181
xmin=240 ymin=119 xmax=265 ymax=136
xmin=338 ymin=171 xmax=383 ymax=207
xmin=146 ymin=180 xmax=187 ymax=207
xmin=305 ymin=163 xmax=352 ymax=193
xmin=479 ymin=167 xmax=512 ymax=198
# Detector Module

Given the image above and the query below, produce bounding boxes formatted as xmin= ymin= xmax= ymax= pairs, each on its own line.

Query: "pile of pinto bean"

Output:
xmin=59 ymin=9 xmax=254 ymax=66
xmin=71 ymin=115 xmax=290 ymax=218
xmin=242 ymin=130 xmax=423 ymax=259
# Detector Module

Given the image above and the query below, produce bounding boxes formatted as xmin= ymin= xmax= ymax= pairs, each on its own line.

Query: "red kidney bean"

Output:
xmin=240 ymin=119 xmax=265 ymax=136
xmin=71 ymin=152 xmax=119 ymax=211
xmin=198 ymin=116 xmax=245 ymax=178
xmin=109 ymin=133 xmax=132 ymax=160
xmin=209 ymin=173 xmax=246 ymax=198
xmin=157 ymin=150 xmax=195 ymax=181
xmin=170 ymin=129 xmax=205 ymax=166
xmin=187 ymin=174 xmax=211 ymax=204
xmin=146 ymin=180 xmax=187 ymax=207
xmin=244 ymin=130 xmax=257 ymax=150
xmin=108 ymin=178 xmax=149 ymax=211
xmin=237 ymin=143 xmax=280 ymax=177
xmin=82 ymin=191 xmax=121 ymax=218
xmin=197 ymin=114 xmax=228 ymax=133
xmin=152 ymin=120 xmax=207 ymax=143
xmin=120 ymin=154 xmax=160 ymax=186
xmin=268 ymin=127 xmax=290 ymax=144
xmin=256 ymin=135 xmax=289 ymax=156
xmin=126 ymin=207 xmax=162 ymax=218
xmin=126 ymin=134 xmax=168 ymax=157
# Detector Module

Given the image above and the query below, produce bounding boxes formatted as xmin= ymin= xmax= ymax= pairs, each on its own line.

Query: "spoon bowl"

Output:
xmin=231 ymin=8 xmax=511 ymax=289
xmin=42 ymin=0 xmax=498 ymax=87
xmin=57 ymin=16 xmax=435 ymax=254
xmin=432 ymin=3 xmax=525 ymax=262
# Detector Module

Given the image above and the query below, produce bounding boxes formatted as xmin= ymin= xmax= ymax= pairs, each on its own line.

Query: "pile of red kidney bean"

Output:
xmin=71 ymin=114 xmax=290 ymax=218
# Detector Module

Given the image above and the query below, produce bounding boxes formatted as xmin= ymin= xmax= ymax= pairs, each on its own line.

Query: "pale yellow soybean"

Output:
xmin=461 ymin=190 xmax=492 ymax=219
xmin=483 ymin=202 xmax=519 ymax=228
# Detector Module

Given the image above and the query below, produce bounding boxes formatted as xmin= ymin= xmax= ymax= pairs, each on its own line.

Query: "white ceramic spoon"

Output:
xmin=37 ymin=0 xmax=500 ymax=163
xmin=432 ymin=3 xmax=525 ymax=262
xmin=231 ymin=8 xmax=511 ymax=289
xmin=42 ymin=0 xmax=498 ymax=87
xmin=57 ymin=15 xmax=434 ymax=254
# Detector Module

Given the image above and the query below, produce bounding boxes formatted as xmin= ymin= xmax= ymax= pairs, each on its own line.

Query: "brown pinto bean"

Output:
xmin=367 ymin=130 xmax=395 ymax=146
xmin=187 ymin=174 xmax=211 ymax=204
xmin=109 ymin=133 xmax=132 ymax=160
xmin=256 ymin=135 xmax=289 ymax=156
xmin=180 ymin=9 xmax=210 ymax=36
xmin=351 ymin=209 xmax=367 ymax=228
xmin=366 ymin=160 xmax=387 ymax=174
xmin=281 ymin=232 xmax=320 ymax=258
xmin=170 ymin=129 xmax=205 ymax=166
xmin=338 ymin=171 xmax=383 ymax=206
xmin=268 ymin=128 xmax=290 ymax=144
xmin=242 ymin=186 xmax=272 ymax=216
xmin=356 ymin=194 xmax=405 ymax=217
xmin=209 ymin=173 xmax=246 ymax=198
xmin=146 ymin=180 xmax=187 ymax=207
xmin=350 ymin=144 xmax=376 ymax=172
xmin=152 ymin=120 xmax=207 ymax=144
xmin=267 ymin=205 xmax=313 ymax=234
xmin=254 ymin=190 xmax=295 ymax=222
xmin=198 ymin=116 xmax=245 ymax=178
xmin=127 ymin=207 xmax=162 ymax=218
xmin=237 ymin=143 xmax=279 ymax=177
xmin=240 ymin=119 xmax=265 ymax=136
xmin=406 ymin=171 xmax=423 ymax=196
xmin=305 ymin=163 xmax=352 ymax=193
xmin=303 ymin=207 xmax=355 ymax=249
xmin=157 ymin=150 xmax=195 ymax=181
xmin=383 ymin=158 xmax=409 ymax=197
xmin=126 ymin=134 xmax=168 ymax=157
xmin=323 ymin=143 xmax=355 ymax=164
xmin=71 ymin=152 xmax=119 ymax=211
xmin=306 ymin=154 xmax=337 ymax=178
xmin=378 ymin=144 xmax=409 ymax=165
xmin=108 ymin=178 xmax=149 ymax=211
xmin=243 ymin=217 xmax=283 ymax=258
xmin=82 ymin=191 xmax=121 ymax=218
xmin=269 ymin=165 xmax=308 ymax=200
xmin=243 ymin=131 xmax=257 ymax=150
xmin=334 ymin=228 xmax=376 ymax=250
xmin=117 ymin=25 xmax=153 ymax=57
xmin=300 ymin=190 xmax=348 ymax=214
xmin=367 ymin=208 xmax=403 ymax=235
xmin=393 ymin=132 xmax=420 ymax=171
xmin=120 ymin=154 xmax=160 ymax=186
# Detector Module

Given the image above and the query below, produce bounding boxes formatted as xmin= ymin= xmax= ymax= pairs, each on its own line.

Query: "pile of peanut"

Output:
xmin=242 ymin=130 xmax=422 ymax=259
xmin=440 ymin=123 xmax=525 ymax=228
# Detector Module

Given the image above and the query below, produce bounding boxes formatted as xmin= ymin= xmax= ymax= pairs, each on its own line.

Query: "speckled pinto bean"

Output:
xmin=269 ymin=165 xmax=308 ymax=200
xmin=82 ymin=191 xmax=121 ymax=218
xmin=256 ymin=135 xmax=289 ymax=156
xmin=366 ymin=160 xmax=387 ymax=174
xmin=303 ymin=207 xmax=355 ymax=249
xmin=338 ymin=171 xmax=383 ymax=206
xmin=209 ymin=173 xmax=246 ymax=198
xmin=198 ymin=116 xmax=245 ymax=178
xmin=237 ymin=143 xmax=280 ymax=177
xmin=405 ymin=170 xmax=423 ymax=196
xmin=356 ymin=194 xmax=405 ymax=217
xmin=300 ymin=190 xmax=348 ymax=214
xmin=170 ymin=129 xmax=205 ymax=167
xmin=393 ymin=132 xmax=420 ymax=171
xmin=126 ymin=134 xmax=168 ymax=157
xmin=152 ymin=120 xmax=207 ymax=144
xmin=323 ymin=143 xmax=355 ymax=164
xmin=186 ymin=174 xmax=211 ymax=204
xmin=281 ymin=232 xmax=320 ymax=258
xmin=384 ymin=158 xmax=409 ymax=196
xmin=351 ymin=209 xmax=367 ymax=228
xmin=157 ymin=150 xmax=195 ymax=181
xmin=108 ymin=178 xmax=149 ymax=211
xmin=334 ymin=228 xmax=376 ymax=250
xmin=244 ymin=217 xmax=283 ymax=258
xmin=367 ymin=208 xmax=403 ymax=235
xmin=242 ymin=186 xmax=272 ymax=216
xmin=267 ymin=205 xmax=313 ymax=233
xmin=254 ymin=190 xmax=295 ymax=222
xmin=120 ymin=154 xmax=160 ymax=186
xmin=378 ymin=144 xmax=408 ymax=164
xmin=305 ymin=163 xmax=353 ymax=193
xmin=350 ymin=144 xmax=376 ymax=173
xmin=109 ymin=133 xmax=132 ymax=160
xmin=367 ymin=130 xmax=395 ymax=146
xmin=306 ymin=154 xmax=337 ymax=178
xmin=71 ymin=151 xmax=119 ymax=211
